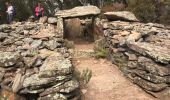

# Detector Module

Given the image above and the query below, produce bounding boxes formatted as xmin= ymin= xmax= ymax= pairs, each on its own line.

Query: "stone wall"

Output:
xmin=0 ymin=17 xmax=80 ymax=100
xmin=98 ymin=11 xmax=170 ymax=100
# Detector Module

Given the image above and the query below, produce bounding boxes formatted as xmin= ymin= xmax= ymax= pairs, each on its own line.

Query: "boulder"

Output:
xmin=44 ymin=40 xmax=62 ymax=50
xmin=39 ymin=53 xmax=73 ymax=76
xmin=22 ymin=73 xmax=71 ymax=89
xmin=55 ymin=6 xmax=100 ymax=18
xmin=31 ymin=40 xmax=43 ymax=49
xmin=39 ymin=16 xmax=48 ymax=23
xmin=0 ymin=52 xmax=22 ymax=67
xmin=104 ymin=11 xmax=139 ymax=22
xmin=47 ymin=17 xmax=58 ymax=24
xmin=0 ymin=32 xmax=8 ymax=41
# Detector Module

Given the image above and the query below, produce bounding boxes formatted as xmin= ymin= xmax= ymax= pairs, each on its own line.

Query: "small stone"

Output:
xmin=22 ymin=38 xmax=33 ymax=44
xmin=23 ymin=30 xmax=29 ymax=35
xmin=120 ymin=31 xmax=130 ymax=36
xmin=31 ymin=40 xmax=42 ymax=48
xmin=125 ymin=52 xmax=138 ymax=61
xmin=44 ymin=40 xmax=62 ymax=50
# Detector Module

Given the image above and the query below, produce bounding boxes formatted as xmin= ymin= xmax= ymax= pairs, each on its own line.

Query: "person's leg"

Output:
xmin=9 ymin=14 xmax=13 ymax=23
xmin=7 ymin=14 xmax=10 ymax=24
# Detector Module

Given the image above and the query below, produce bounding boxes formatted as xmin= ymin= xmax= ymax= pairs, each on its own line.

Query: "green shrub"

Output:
xmin=95 ymin=48 xmax=109 ymax=58
xmin=125 ymin=0 xmax=170 ymax=24
xmin=74 ymin=68 xmax=92 ymax=86
xmin=126 ymin=0 xmax=157 ymax=22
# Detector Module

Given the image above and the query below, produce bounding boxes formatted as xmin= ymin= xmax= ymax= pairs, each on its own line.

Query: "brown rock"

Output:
xmin=31 ymin=29 xmax=55 ymax=39
xmin=12 ymin=73 xmax=25 ymax=93
xmin=126 ymin=31 xmax=142 ymax=43
xmin=120 ymin=31 xmax=130 ymax=36
xmin=39 ymin=49 xmax=59 ymax=59
xmin=125 ymin=52 xmax=138 ymax=61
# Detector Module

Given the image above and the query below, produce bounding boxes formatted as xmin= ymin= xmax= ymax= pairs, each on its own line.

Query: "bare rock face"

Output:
xmin=55 ymin=5 xmax=101 ymax=18
xmin=104 ymin=11 xmax=139 ymax=22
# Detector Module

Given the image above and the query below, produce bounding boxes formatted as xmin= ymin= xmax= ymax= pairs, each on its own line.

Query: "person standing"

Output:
xmin=6 ymin=2 xmax=14 ymax=24
xmin=35 ymin=2 xmax=44 ymax=20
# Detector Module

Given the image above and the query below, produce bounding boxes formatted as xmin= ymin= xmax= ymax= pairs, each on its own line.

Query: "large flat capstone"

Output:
xmin=104 ymin=11 xmax=139 ymax=22
xmin=55 ymin=6 xmax=101 ymax=18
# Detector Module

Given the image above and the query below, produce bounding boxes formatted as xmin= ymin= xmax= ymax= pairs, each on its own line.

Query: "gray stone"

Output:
xmin=22 ymin=38 xmax=33 ymax=44
xmin=133 ymin=77 xmax=168 ymax=92
xmin=0 ymin=51 xmax=21 ymax=67
xmin=55 ymin=6 xmax=100 ymax=18
xmin=39 ymin=53 xmax=73 ymax=76
xmin=23 ymin=74 xmax=71 ymax=88
xmin=0 ymin=32 xmax=8 ymax=41
xmin=39 ymin=93 xmax=67 ymax=100
xmin=31 ymin=40 xmax=43 ymax=49
xmin=104 ymin=11 xmax=139 ymax=22
xmin=15 ymin=41 xmax=23 ymax=46
xmin=40 ymin=80 xmax=79 ymax=96
xmin=127 ymin=42 xmax=170 ymax=64
xmin=23 ymin=56 xmax=38 ymax=68
xmin=44 ymin=40 xmax=62 ymax=50
xmin=138 ymin=57 xmax=170 ymax=76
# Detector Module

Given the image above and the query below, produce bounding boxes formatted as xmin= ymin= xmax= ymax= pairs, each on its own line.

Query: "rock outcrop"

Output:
xmin=0 ymin=18 xmax=80 ymax=100
xmin=98 ymin=11 xmax=170 ymax=100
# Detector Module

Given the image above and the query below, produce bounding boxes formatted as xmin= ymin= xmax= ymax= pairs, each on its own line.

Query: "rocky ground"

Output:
xmin=97 ymin=11 xmax=170 ymax=100
xmin=0 ymin=17 xmax=80 ymax=100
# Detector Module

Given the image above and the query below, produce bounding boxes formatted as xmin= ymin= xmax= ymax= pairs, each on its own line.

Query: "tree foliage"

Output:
xmin=126 ymin=0 xmax=170 ymax=24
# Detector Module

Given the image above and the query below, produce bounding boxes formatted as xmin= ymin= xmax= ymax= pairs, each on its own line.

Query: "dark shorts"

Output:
xmin=7 ymin=13 xmax=13 ymax=24
xmin=36 ymin=14 xmax=42 ymax=20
